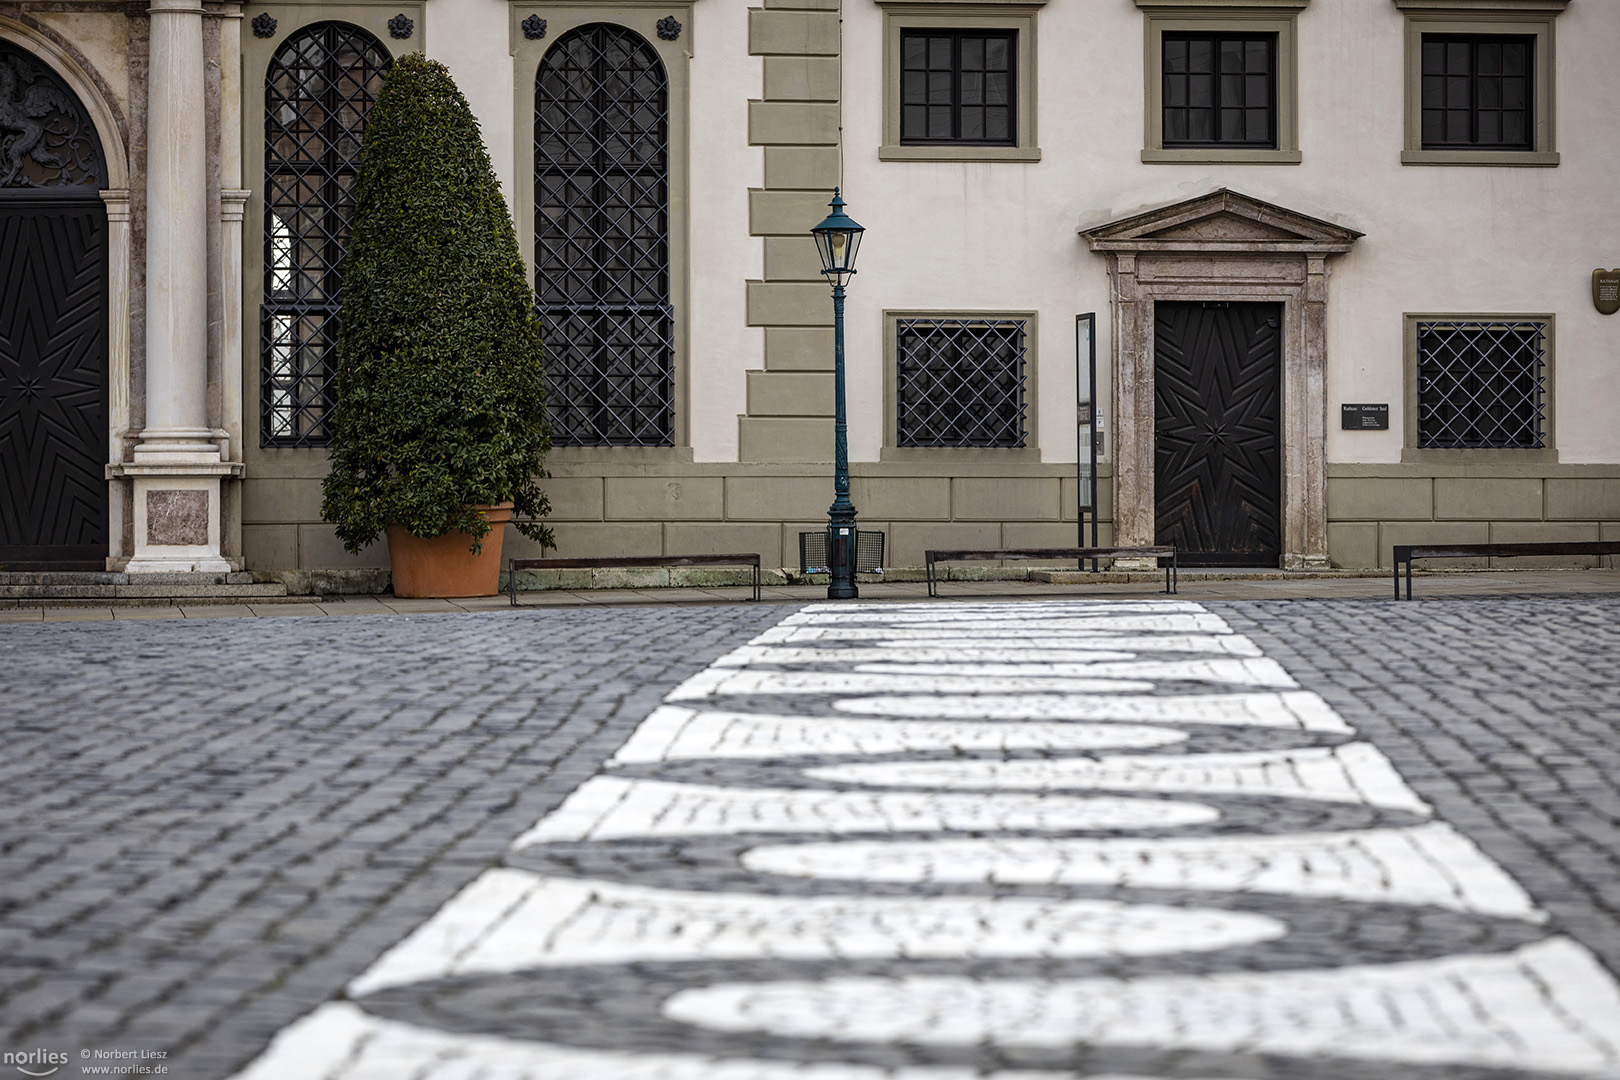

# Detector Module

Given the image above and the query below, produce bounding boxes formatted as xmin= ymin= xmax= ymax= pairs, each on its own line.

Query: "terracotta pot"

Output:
xmin=385 ymin=503 xmax=513 ymax=598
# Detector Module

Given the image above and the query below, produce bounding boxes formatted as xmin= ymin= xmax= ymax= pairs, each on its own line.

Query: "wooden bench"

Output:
xmin=1393 ymin=541 xmax=1620 ymax=599
xmin=925 ymin=546 xmax=1178 ymax=598
xmin=508 ymin=553 xmax=762 ymax=605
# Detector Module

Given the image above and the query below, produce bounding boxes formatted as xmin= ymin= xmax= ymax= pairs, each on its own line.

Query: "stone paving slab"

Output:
xmin=0 ymin=606 xmax=786 ymax=1079
xmin=220 ymin=596 xmax=1620 ymax=1080
xmin=3 ymin=593 xmax=1620 ymax=1079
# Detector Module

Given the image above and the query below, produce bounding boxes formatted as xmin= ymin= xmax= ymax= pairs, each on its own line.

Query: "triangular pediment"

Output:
xmin=1082 ymin=189 xmax=1361 ymax=252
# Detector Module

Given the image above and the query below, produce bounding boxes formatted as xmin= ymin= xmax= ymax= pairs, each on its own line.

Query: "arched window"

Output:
xmin=535 ymin=24 xmax=673 ymax=446
xmin=261 ymin=22 xmax=389 ymax=447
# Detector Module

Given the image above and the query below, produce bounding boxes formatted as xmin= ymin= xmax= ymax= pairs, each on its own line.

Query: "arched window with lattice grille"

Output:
xmin=260 ymin=22 xmax=389 ymax=448
xmin=534 ymin=23 xmax=674 ymax=447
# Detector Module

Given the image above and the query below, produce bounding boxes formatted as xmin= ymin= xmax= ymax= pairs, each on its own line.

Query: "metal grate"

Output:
xmin=896 ymin=318 xmax=1026 ymax=447
xmin=260 ymin=22 xmax=389 ymax=447
xmin=800 ymin=530 xmax=885 ymax=575
xmin=1416 ymin=320 xmax=1546 ymax=449
xmin=535 ymin=24 xmax=674 ymax=446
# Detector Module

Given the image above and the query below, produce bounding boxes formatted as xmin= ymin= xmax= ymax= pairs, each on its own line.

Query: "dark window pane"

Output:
xmin=986 ymin=106 xmax=1009 ymax=141
xmin=1416 ymin=321 xmax=1546 ymax=448
xmin=896 ymin=320 xmax=1027 ymax=448
xmin=961 ymin=71 xmax=984 ymax=105
xmin=535 ymin=23 xmax=674 ymax=446
xmin=897 ymin=28 xmax=1017 ymax=145
xmin=1419 ymin=34 xmax=1534 ymax=149
xmin=1161 ymin=32 xmax=1274 ymax=147
xmin=260 ymin=22 xmax=390 ymax=448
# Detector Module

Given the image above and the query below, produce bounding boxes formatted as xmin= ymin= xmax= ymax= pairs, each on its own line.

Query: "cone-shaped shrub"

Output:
xmin=321 ymin=53 xmax=553 ymax=553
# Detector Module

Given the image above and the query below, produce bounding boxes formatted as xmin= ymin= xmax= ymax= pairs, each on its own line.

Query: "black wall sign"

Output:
xmin=1341 ymin=403 xmax=1389 ymax=430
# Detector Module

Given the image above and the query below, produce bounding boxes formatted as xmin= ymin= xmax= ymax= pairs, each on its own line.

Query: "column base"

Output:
xmin=1283 ymin=553 xmax=1331 ymax=571
xmin=106 ymin=460 xmax=245 ymax=575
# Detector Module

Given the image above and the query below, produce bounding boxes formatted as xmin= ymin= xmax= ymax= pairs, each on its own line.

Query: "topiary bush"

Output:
xmin=321 ymin=52 xmax=553 ymax=554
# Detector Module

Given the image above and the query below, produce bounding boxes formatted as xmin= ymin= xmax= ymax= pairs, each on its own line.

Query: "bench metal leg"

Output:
xmin=1405 ymin=558 xmax=1413 ymax=601
xmin=509 ymin=560 xmax=518 ymax=607
xmin=926 ymin=555 xmax=938 ymax=598
xmin=753 ymin=563 xmax=760 ymax=602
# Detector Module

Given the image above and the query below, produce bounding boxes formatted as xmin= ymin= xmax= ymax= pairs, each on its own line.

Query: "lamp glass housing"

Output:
xmin=810 ymin=190 xmax=865 ymax=287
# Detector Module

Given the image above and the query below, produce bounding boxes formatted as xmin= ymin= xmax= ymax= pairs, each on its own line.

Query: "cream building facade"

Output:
xmin=1 ymin=0 xmax=1615 ymax=576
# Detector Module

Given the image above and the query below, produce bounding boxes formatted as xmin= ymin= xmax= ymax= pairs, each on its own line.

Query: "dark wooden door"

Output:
xmin=0 ymin=196 xmax=109 ymax=569
xmin=1154 ymin=301 xmax=1281 ymax=566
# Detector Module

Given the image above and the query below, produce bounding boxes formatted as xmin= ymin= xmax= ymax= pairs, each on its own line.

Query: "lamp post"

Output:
xmin=810 ymin=188 xmax=865 ymax=600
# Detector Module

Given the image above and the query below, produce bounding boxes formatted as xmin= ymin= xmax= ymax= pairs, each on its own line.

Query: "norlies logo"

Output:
xmin=2 ymin=1050 xmax=68 ymax=1077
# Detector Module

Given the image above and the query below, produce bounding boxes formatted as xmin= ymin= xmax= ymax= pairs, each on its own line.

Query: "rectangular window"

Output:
xmin=1421 ymin=35 xmax=1533 ymax=149
xmin=1162 ymin=32 xmax=1276 ymax=147
xmin=900 ymin=30 xmax=1016 ymax=145
xmin=1415 ymin=320 xmax=1546 ymax=449
xmin=896 ymin=318 xmax=1026 ymax=447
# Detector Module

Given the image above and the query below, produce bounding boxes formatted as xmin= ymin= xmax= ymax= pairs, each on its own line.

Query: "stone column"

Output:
xmin=121 ymin=0 xmax=241 ymax=573
xmin=1282 ymin=254 xmax=1331 ymax=569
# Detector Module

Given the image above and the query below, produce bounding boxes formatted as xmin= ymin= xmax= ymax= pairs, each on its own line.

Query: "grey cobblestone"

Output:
xmin=0 ymin=606 xmax=785 ymax=1078
xmin=1211 ymin=595 xmax=1620 ymax=980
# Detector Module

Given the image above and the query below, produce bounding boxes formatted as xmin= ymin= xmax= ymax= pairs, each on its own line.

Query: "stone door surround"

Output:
xmin=1083 ymin=189 xmax=1360 ymax=569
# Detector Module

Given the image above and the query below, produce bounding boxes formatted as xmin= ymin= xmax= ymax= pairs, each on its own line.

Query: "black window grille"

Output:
xmin=1162 ymin=32 xmax=1276 ymax=147
xmin=1421 ymin=35 xmax=1533 ymax=149
xmin=260 ymin=22 xmax=389 ymax=448
xmin=900 ymin=30 xmax=1015 ymax=145
xmin=896 ymin=319 xmax=1026 ymax=448
xmin=1416 ymin=320 xmax=1546 ymax=449
xmin=535 ymin=24 xmax=674 ymax=446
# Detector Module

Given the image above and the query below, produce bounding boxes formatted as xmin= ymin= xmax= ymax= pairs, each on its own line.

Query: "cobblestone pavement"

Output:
xmin=4 ymin=596 xmax=1619 ymax=1079
xmin=225 ymin=596 xmax=1620 ymax=1080
xmin=0 ymin=606 xmax=786 ymax=1079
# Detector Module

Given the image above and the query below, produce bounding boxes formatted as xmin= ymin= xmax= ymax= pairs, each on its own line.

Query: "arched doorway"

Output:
xmin=0 ymin=38 xmax=108 ymax=569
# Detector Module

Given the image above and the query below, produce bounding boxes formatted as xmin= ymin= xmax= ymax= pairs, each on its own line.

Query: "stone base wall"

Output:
xmin=1327 ymin=464 xmax=1620 ymax=569
xmin=241 ymin=460 xmax=1620 ymax=574
xmin=241 ymin=458 xmax=1108 ymax=573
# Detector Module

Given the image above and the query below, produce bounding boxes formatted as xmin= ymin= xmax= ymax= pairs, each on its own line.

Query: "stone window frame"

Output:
xmin=511 ymin=1 xmax=696 ymax=461
xmin=877 ymin=0 xmax=1045 ymax=163
xmin=1402 ymin=312 xmax=1558 ymax=464
xmin=240 ymin=2 xmax=422 ymax=473
xmin=1396 ymin=0 xmax=1566 ymax=167
xmin=1137 ymin=0 xmax=1306 ymax=166
xmin=882 ymin=309 xmax=1042 ymax=463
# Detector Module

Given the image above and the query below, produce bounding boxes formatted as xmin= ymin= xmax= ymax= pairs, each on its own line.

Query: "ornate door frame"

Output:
xmin=1083 ymin=189 xmax=1360 ymax=569
xmin=0 ymin=26 xmax=128 ymax=567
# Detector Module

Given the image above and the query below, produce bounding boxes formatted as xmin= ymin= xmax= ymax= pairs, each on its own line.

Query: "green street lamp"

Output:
xmin=810 ymin=188 xmax=865 ymax=600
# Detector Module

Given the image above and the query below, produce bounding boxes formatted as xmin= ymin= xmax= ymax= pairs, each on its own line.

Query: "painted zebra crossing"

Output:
xmin=232 ymin=600 xmax=1620 ymax=1079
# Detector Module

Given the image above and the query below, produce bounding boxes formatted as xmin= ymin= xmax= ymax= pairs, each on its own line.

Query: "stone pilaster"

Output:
xmin=739 ymin=0 xmax=842 ymax=463
xmin=118 ymin=0 xmax=241 ymax=572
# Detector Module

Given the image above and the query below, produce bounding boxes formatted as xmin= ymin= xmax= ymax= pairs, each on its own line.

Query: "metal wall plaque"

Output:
xmin=1341 ymin=403 xmax=1389 ymax=430
xmin=1595 ymin=269 xmax=1620 ymax=316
